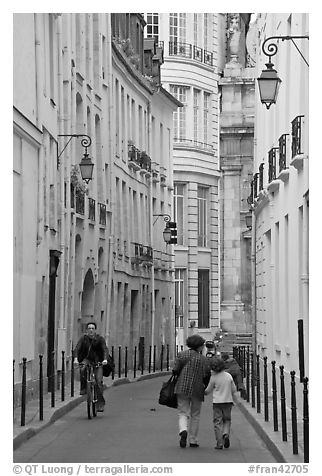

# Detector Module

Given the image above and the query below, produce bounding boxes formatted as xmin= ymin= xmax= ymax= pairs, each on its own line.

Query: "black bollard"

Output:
xmin=160 ymin=345 xmax=164 ymax=372
xmin=71 ymin=346 xmax=74 ymax=398
xmin=251 ymin=352 xmax=256 ymax=408
xmin=111 ymin=346 xmax=115 ymax=380
xmin=118 ymin=346 xmax=122 ymax=378
xmin=148 ymin=346 xmax=152 ymax=373
xmin=280 ymin=365 xmax=287 ymax=441
xmin=21 ymin=357 xmax=27 ymax=426
xmin=246 ymin=346 xmax=250 ymax=402
xmin=272 ymin=361 xmax=278 ymax=431
xmin=153 ymin=345 xmax=156 ymax=373
xmin=166 ymin=344 xmax=169 ymax=371
xmin=263 ymin=356 xmax=269 ymax=421
xmin=242 ymin=346 xmax=246 ymax=378
xmin=303 ymin=377 xmax=309 ymax=463
xmin=51 ymin=351 xmax=55 ymax=408
xmin=61 ymin=351 xmax=65 ymax=402
xmin=134 ymin=346 xmax=137 ymax=379
xmin=290 ymin=371 xmax=298 ymax=455
xmin=39 ymin=355 xmax=44 ymax=421
xmin=256 ymin=354 xmax=261 ymax=413
xmin=125 ymin=347 xmax=128 ymax=378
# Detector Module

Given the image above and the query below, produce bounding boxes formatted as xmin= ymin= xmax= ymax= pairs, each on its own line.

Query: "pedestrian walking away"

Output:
xmin=172 ymin=334 xmax=211 ymax=448
xmin=221 ymin=352 xmax=246 ymax=398
xmin=204 ymin=357 xmax=240 ymax=450
xmin=74 ymin=322 xmax=109 ymax=412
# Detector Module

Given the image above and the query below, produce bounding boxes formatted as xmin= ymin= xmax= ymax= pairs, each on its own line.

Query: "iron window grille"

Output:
xmin=279 ymin=133 xmax=289 ymax=172
xmin=291 ymin=115 xmax=305 ymax=158
xmin=268 ymin=148 xmax=279 ymax=183
xmin=70 ymin=183 xmax=75 ymax=209
xmin=75 ymin=189 xmax=85 ymax=215
xmin=247 ymin=180 xmax=254 ymax=206
xmin=98 ymin=202 xmax=106 ymax=226
xmin=253 ymin=173 xmax=259 ymax=199
xmin=259 ymin=163 xmax=264 ymax=191
xmin=88 ymin=198 xmax=96 ymax=221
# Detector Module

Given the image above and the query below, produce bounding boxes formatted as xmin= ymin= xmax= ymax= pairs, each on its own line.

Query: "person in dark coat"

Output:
xmin=74 ymin=322 xmax=109 ymax=411
xmin=221 ymin=352 xmax=246 ymax=398
xmin=172 ymin=334 xmax=211 ymax=448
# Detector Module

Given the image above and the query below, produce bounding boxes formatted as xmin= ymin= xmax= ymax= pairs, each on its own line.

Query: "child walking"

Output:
xmin=205 ymin=357 xmax=240 ymax=450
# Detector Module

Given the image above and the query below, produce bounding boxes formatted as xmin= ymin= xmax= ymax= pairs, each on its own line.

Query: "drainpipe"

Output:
xmin=251 ymin=206 xmax=256 ymax=352
xmin=147 ymin=100 xmax=155 ymax=357
xmin=105 ymin=14 xmax=114 ymax=344
xmin=57 ymin=13 xmax=66 ymax=331
xmin=217 ymin=90 xmax=222 ymax=332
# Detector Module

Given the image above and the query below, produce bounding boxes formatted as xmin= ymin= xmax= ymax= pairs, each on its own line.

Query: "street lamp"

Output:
xmin=57 ymin=134 xmax=94 ymax=183
xmin=257 ymin=36 xmax=309 ymax=109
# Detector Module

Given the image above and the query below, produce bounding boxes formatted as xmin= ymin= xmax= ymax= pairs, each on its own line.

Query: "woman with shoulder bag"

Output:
xmin=172 ymin=334 xmax=211 ymax=448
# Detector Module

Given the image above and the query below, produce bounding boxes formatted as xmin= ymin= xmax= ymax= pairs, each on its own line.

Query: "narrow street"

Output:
xmin=14 ymin=376 xmax=277 ymax=464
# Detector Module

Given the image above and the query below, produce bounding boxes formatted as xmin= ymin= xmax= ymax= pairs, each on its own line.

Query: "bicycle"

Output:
xmin=80 ymin=362 xmax=102 ymax=419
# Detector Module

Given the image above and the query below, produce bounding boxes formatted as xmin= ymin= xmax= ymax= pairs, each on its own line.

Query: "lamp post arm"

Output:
xmin=57 ymin=134 xmax=92 ymax=162
xmin=262 ymin=35 xmax=309 ymax=66
xmin=152 ymin=214 xmax=171 ymax=226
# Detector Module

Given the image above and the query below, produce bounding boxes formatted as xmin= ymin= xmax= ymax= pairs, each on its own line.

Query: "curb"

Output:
xmin=237 ymin=400 xmax=304 ymax=464
xmin=13 ymin=371 xmax=171 ymax=451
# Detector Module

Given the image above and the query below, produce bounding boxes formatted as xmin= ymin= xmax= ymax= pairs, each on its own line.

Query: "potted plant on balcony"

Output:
xmin=71 ymin=165 xmax=88 ymax=195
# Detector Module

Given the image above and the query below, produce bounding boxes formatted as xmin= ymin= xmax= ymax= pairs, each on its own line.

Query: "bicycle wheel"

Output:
xmin=87 ymin=381 xmax=92 ymax=419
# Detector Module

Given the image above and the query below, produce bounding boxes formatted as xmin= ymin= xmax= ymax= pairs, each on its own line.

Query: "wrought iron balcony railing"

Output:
xmin=75 ymin=189 xmax=85 ymax=215
xmin=169 ymin=41 xmax=213 ymax=66
xmin=131 ymin=242 xmax=153 ymax=264
xmin=70 ymin=183 xmax=75 ymax=209
xmin=279 ymin=133 xmax=289 ymax=172
xmin=253 ymin=173 xmax=259 ymax=199
xmin=291 ymin=115 xmax=305 ymax=158
xmin=98 ymin=202 xmax=106 ymax=226
xmin=128 ymin=143 xmax=152 ymax=172
xmin=268 ymin=148 xmax=279 ymax=183
xmin=88 ymin=198 xmax=95 ymax=221
xmin=173 ymin=137 xmax=214 ymax=151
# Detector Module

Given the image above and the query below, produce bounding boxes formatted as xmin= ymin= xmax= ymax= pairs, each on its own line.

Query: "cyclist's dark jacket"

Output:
xmin=75 ymin=334 xmax=108 ymax=363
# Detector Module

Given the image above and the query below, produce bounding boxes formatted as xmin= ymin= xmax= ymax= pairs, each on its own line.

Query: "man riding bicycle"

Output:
xmin=74 ymin=322 xmax=109 ymax=412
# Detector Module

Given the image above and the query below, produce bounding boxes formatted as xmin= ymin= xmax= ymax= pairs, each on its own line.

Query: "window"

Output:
xmin=193 ymin=89 xmax=201 ymax=143
xmin=146 ymin=13 xmax=159 ymax=42
xmin=197 ymin=186 xmax=207 ymax=247
xmin=194 ymin=14 xmax=199 ymax=46
xmin=174 ymin=183 xmax=184 ymax=245
xmin=170 ymin=85 xmax=188 ymax=140
xmin=203 ymin=93 xmax=210 ymax=144
xmin=204 ymin=14 xmax=209 ymax=50
xmin=198 ymin=269 xmax=209 ymax=328
xmin=175 ymin=269 xmax=185 ymax=328
xmin=169 ymin=13 xmax=186 ymax=43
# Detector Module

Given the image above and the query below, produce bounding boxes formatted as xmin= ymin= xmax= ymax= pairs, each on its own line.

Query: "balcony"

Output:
xmin=98 ymin=202 xmax=106 ymax=226
xmin=128 ymin=142 xmax=151 ymax=174
xmin=131 ymin=243 xmax=153 ymax=267
xmin=290 ymin=115 xmax=306 ymax=170
xmin=259 ymin=163 xmax=264 ymax=192
xmin=267 ymin=148 xmax=280 ymax=193
xmin=173 ymin=137 xmax=214 ymax=152
xmin=169 ymin=41 xmax=213 ymax=66
xmin=278 ymin=133 xmax=290 ymax=183
xmin=88 ymin=198 xmax=96 ymax=221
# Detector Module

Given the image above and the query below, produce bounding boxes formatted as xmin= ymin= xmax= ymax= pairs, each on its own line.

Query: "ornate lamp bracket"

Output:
xmin=262 ymin=35 xmax=309 ymax=67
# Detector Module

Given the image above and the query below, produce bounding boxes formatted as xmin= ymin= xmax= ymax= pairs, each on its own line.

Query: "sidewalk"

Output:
xmin=13 ymin=370 xmax=170 ymax=451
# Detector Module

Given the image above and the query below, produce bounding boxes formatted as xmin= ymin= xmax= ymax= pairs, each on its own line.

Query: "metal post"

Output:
xmin=148 ymin=346 xmax=152 ymax=373
xmin=246 ymin=346 xmax=250 ymax=402
xmin=153 ymin=345 xmax=156 ymax=373
xmin=251 ymin=352 xmax=256 ymax=408
xmin=160 ymin=345 xmax=164 ymax=372
xmin=51 ymin=351 xmax=55 ymax=408
xmin=39 ymin=355 xmax=43 ymax=421
xmin=61 ymin=351 xmax=65 ymax=402
xmin=13 ymin=360 xmax=15 ymax=418
xmin=141 ymin=342 xmax=144 ymax=375
xmin=298 ymin=319 xmax=305 ymax=382
xmin=20 ymin=357 xmax=27 ymax=426
xmin=71 ymin=346 xmax=74 ymax=397
xmin=280 ymin=365 xmax=287 ymax=441
xmin=118 ymin=346 xmax=121 ymax=378
xmin=166 ymin=344 xmax=169 ymax=371
xmin=290 ymin=371 xmax=298 ymax=455
xmin=134 ymin=346 xmax=137 ymax=379
xmin=272 ymin=361 xmax=278 ymax=431
xmin=263 ymin=356 xmax=269 ymax=421
xmin=242 ymin=346 xmax=246 ymax=378
xmin=111 ymin=346 xmax=115 ymax=380
xmin=125 ymin=346 xmax=128 ymax=378
xmin=303 ymin=377 xmax=309 ymax=463
xmin=256 ymin=354 xmax=261 ymax=413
